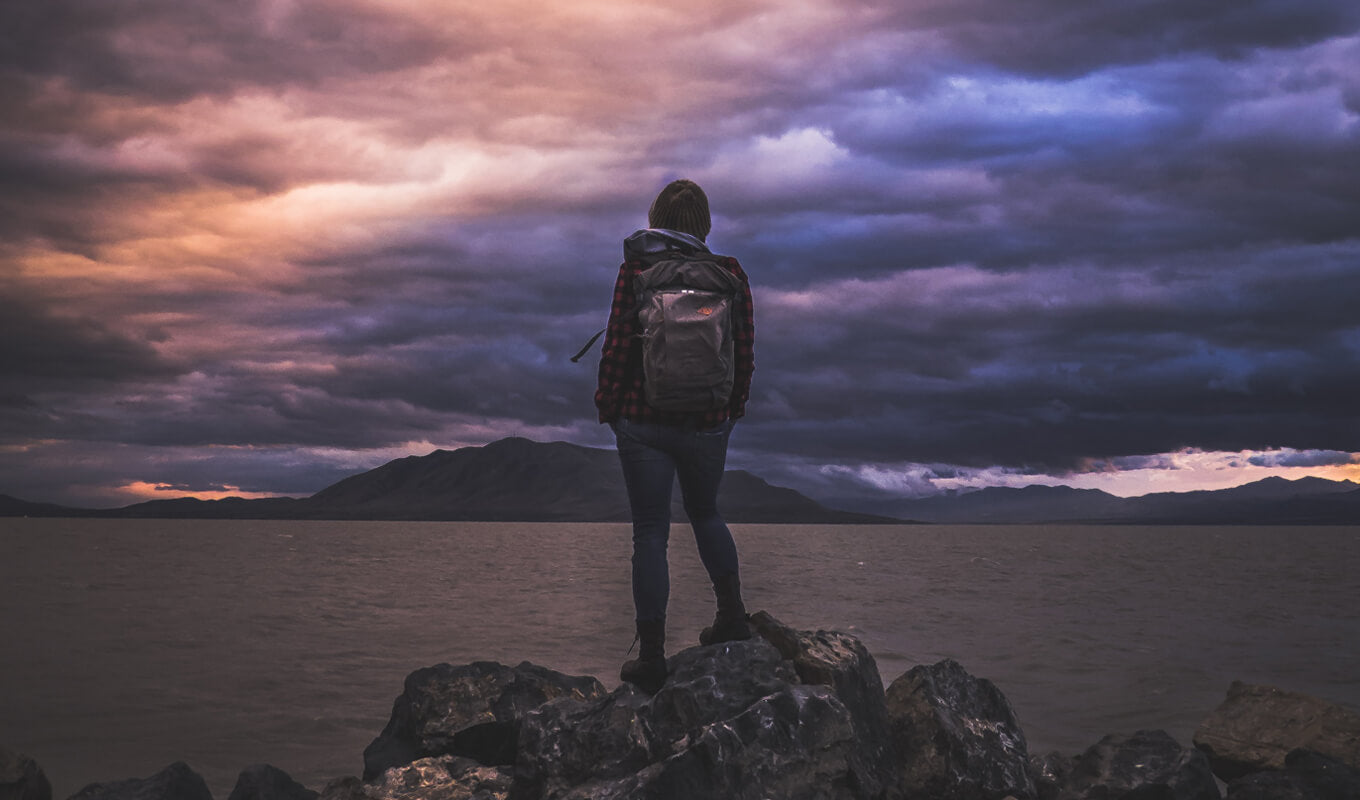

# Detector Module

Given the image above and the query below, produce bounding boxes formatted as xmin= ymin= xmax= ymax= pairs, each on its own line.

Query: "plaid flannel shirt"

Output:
xmin=595 ymin=255 xmax=754 ymax=428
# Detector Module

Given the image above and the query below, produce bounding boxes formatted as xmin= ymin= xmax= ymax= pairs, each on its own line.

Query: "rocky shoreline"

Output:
xmin=4 ymin=612 xmax=1358 ymax=800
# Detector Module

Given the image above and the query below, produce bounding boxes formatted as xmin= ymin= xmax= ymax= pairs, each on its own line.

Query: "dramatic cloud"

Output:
xmin=3 ymin=0 xmax=1358 ymax=507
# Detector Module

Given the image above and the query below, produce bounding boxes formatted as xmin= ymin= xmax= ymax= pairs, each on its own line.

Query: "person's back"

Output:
xmin=594 ymin=179 xmax=756 ymax=693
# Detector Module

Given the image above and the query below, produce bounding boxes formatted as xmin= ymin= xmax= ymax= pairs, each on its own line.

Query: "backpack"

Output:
xmin=632 ymin=252 xmax=745 ymax=411
xmin=572 ymin=229 xmax=746 ymax=413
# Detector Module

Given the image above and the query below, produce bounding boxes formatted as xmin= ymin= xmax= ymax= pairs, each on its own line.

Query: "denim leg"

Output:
xmin=613 ymin=420 xmax=675 ymax=622
xmin=674 ymin=421 xmax=741 ymax=582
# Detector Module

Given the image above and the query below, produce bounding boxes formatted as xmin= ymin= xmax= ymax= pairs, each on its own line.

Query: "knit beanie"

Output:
xmin=648 ymin=179 xmax=712 ymax=241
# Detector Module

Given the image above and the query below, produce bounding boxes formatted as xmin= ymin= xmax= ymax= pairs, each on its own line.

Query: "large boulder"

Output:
xmin=513 ymin=635 xmax=873 ymax=799
xmin=363 ymin=661 xmax=606 ymax=779
xmin=68 ymin=762 xmax=213 ymax=800
xmin=0 ymin=748 xmax=51 ymax=800
xmin=885 ymin=657 xmax=1034 ymax=800
xmin=227 ymin=764 xmax=319 ymax=800
xmin=1226 ymin=749 xmax=1360 ymax=800
xmin=1033 ymin=730 xmax=1219 ymax=800
xmin=1193 ymin=681 xmax=1360 ymax=781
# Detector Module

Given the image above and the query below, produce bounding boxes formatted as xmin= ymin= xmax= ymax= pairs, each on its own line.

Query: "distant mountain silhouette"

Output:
xmin=1 ymin=493 xmax=95 ymax=518
xmin=876 ymin=475 xmax=1360 ymax=524
xmin=5 ymin=440 xmax=1358 ymax=524
xmin=868 ymin=484 xmax=1126 ymax=524
xmin=4 ymin=437 xmax=896 ymax=524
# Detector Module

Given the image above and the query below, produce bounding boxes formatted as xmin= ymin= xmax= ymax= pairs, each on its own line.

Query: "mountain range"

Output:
xmin=0 ymin=437 xmax=893 ymax=524
xmin=859 ymin=475 xmax=1360 ymax=525
xmin=3 ymin=437 xmax=1358 ymax=524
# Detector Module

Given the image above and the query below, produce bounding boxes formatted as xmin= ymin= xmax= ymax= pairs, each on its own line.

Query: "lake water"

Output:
xmin=1 ymin=520 xmax=1357 ymax=799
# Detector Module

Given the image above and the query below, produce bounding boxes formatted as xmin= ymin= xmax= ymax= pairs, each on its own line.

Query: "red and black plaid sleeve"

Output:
xmin=594 ymin=261 xmax=640 ymax=423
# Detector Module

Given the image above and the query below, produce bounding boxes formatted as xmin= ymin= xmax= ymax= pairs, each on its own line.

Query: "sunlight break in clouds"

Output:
xmin=117 ymin=481 xmax=284 ymax=502
xmin=812 ymin=448 xmax=1360 ymax=501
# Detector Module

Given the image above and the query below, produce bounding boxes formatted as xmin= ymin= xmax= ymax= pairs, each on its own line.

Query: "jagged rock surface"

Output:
xmin=0 ymin=747 xmax=52 ymax=800
xmin=747 ymin=611 xmax=898 ymax=797
xmin=362 ymin=661 xmax=606 ymax=780
xmin=1225 ymin=748 xmax=1360 ymax=800
xmin=1194 ymin=680 xmax=1360 ymax=782
xmin=885 ymin=657 xmax=1035 ymax=800
xmin=513 ymin=636 xmax=868 ymax=799
xmin=1226 ymin=769 xmax=1318 ymax=800
xmin=227 ymin=764 xmax=319 ymax=800
xmin=67 ymin=762 xmax=213 ymax=800
xmin=1034 ymin=729 xmax=1220 ymax=800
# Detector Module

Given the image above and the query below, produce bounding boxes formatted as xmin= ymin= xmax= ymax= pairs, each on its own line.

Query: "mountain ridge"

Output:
xmin=4 ymin=438 xmax=1358 ymax=524
xmin=3 ymin=437 xmax=897 ymax=524
xmin=874 ymin=476 xmax=1360 ymax=524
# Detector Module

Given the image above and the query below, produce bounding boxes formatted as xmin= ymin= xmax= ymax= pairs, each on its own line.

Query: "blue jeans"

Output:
xmin=612 ymin=417 xmax=741 ymax=623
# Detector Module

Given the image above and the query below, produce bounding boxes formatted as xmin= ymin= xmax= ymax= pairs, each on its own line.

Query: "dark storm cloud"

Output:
xmin=0 ymin=290 xmax=180 ymax=388
xmin=904 ymin=0 xmax=1360 ymax=77
xmin=1 ymin=1 xmax=457 ymax=102
xmin=747 ymin=53 xmax=1359 ymax=279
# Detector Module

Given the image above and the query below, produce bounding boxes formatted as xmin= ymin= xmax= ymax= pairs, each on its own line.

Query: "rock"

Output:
xmin=227 ymin=764 xmax=318 ymax=800
xmin=750 ymin=609 xmax=897 ymax=751
xmin=511 ymin=687 xmax=659 ymax=798
xmin=374 ymin=757 xmax=510 ymax=800
xmin=0 ymin=748 xmax=52 ymax=800
xmin=317 ymin=777 xmax=369 ymax=800
xmin=513 ymin=638 xmax=813 ymax=797
xmin=1043 ymin=730 xmax=1220 ymax=800
xmin=1224 ymin=748 xmax=1360 ymax=800
xmin=1279 ymin=748 xmax=1360 ymax=800
xmin=1029 ymin=750 xmax=1073 ymax=800
xmin=884 ymin=657 xmax=1035 ymax=800
xmin=512 ymin=615 xmax=888 ymax=799
xmin=700 ymin=612 xmax=896 ymax=797
xmin=1225 ymin=770 xmax=1318 ymax=800
xmin=362 ymin=661 xmax=606 ymax=779
xmin=606 ymin=684 xmax=861 ymax=800
xmin=320 ymin=757 xmax=512 ymax=800
xmin=68 ymin=762 xmax=213 ymax=800
xmin=1194 ymin=681 xmax=1360 ymax=782
xmin=1225 ymin=747 xmax=1360 ymax=800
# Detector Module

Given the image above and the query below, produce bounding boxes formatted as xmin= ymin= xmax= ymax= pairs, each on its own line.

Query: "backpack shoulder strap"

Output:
xmin=569 ymin=328 xmax=606 ymax=363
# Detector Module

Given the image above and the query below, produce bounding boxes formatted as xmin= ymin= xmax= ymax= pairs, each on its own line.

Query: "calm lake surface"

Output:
xmin=2 ymin=519 xmax=1357 ymax=799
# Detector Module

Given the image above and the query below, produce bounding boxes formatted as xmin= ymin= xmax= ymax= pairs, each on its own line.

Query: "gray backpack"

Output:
xmin=572 ymin=229 xmax=746 ymax=413
xmin=633 ymin=253 xmax=745 ymax=412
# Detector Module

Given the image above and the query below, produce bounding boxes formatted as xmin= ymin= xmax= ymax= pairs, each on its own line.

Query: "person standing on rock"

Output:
xmin=594 ymin=178 xmax=756 ymax=694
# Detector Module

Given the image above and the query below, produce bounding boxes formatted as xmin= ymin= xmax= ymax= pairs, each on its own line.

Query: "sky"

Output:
xmin=2 ymin=0 xmax=1359 ymax=510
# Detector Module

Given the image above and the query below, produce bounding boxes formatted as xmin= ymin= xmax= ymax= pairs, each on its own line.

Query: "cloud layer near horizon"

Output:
xmin=3 ymin=0 xmax=1359 ymax=507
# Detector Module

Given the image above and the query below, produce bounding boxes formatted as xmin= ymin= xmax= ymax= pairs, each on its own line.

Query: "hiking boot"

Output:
xmin=620 ymin=617 xmax=668 ymax=694
xmin=699 ymin=573 xmax=753 ymax=645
